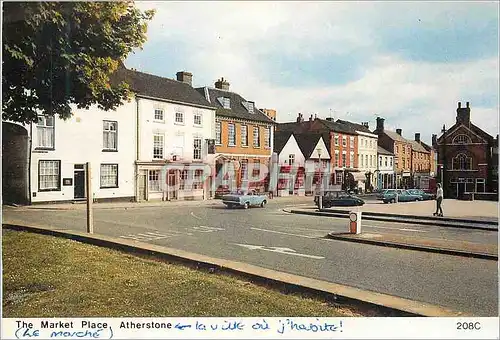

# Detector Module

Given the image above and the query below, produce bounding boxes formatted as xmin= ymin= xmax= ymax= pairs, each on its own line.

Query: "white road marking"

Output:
xmin=368 ymin=225 xmax=427 ymax=233
xmin=190 ymin=225 xmax=225 ymax=233
xmin=190 ymin=212 xmax=202 ymax=220
xmin=250 ymin=227 xmax=328 ymax=240
xmin=234 ymin=243 xmax=324 ymax=259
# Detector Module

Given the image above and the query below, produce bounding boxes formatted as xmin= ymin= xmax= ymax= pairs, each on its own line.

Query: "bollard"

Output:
xmin=349 ymin=211 xmax=362 ymax=234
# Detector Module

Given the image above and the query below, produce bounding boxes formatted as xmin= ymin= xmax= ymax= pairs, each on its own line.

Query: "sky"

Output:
xmin=126 ymin=1 xmax=499 ymax=145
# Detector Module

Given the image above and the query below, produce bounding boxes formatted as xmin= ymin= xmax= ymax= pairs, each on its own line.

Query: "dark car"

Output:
xmin=407 ymin=189 xmax=435 ymax=200
xmin=314 ymin=191 xmax=365 ymax=208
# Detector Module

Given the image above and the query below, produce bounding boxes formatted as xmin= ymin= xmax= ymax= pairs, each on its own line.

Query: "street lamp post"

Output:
xmin=317 ymin=148 xmax=323 ymax=209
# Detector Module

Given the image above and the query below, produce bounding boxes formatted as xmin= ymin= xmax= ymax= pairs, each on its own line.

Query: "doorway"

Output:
xmin=137 ymin=170 xmax=147 ymax=201
xmin=74 ymin=164 xmax=86 ymax=199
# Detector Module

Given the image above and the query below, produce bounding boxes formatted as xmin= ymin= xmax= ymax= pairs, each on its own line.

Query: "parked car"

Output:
xmin=222 ymin=190 xmax=268 ymax=209
xmin=382 ymin=189 xmax=422 ymax=203
xmin=407 ymin=189 xmax=435 ymax=200
xmin=376 ymin=189 xmax=389 ymax=200
xmin=314 ymin=191 xmax=365 ymax=208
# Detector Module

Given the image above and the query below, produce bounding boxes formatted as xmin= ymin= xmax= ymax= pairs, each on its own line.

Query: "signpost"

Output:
xmin=86 ymin=162 xmax=94 ymax=234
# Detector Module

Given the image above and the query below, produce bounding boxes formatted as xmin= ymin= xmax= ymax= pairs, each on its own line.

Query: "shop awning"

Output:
xmin=350 ymin=172 xmax=366 ymax=181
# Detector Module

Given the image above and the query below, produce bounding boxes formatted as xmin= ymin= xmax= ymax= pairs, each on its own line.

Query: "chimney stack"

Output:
xmin=215 ymin=77 xmax=230 ymax=91
xmin=396 ymin=128 xmax=402 ymax=136
xmin=309 ymin=114 xmax=313 ymax=122
xmin=415 ymin=133 xmax=420 ymax=142
xmin=376 ymin=117 xmax=385 ymax=133
xmin=456 ymin=101 xmax=471 ymax=124
xmin=296 ymin=113 xmax=304 ymax=123
xmin=176 ymin=71 xmax=193 ymax=86
xmin=432 ymin=134 xmax=437 ymax=148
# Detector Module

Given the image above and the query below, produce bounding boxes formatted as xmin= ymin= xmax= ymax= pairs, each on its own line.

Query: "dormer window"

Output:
xmin=248 ymin=102 xmax=254 ymax=114
xmin=223 ymin=97 xmax=230 ymax=109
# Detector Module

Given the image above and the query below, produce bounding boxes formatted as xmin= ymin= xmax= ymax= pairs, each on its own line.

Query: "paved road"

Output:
xmin=3 ymin=200 xmax=498 ymax=316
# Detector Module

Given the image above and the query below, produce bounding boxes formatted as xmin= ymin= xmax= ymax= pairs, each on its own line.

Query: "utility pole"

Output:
xmin=86 ymin=162 xmax=94 ymax=233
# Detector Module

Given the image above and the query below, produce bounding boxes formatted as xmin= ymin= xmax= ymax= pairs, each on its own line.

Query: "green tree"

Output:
xmin=2 ymin=1 xmax=155 ymax=124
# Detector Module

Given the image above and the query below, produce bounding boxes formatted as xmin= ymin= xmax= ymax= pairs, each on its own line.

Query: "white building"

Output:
xmin=337 ymin=120 xmax=378 ymax=192
xmin=117 ymin=68 xmax=217 ymax=201
xmin=3 ymin=99 xmax=137 ymax=204
xmin=2 ymin=66 xmax=217 ymax=205
xmin=377 ymin=146 xmax=395 ymax=190
xmin=273 ymin=132 xmax=330 ymax=196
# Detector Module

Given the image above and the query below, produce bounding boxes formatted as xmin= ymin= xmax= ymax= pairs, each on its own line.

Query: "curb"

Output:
xmin=318 ymin=208 xmax=498 ymax=226
xmin=2 ymin=223 xmax=470 ymax=317
xmin=326 ymin=233 xmax=498 ymax=261
xmin=289 ymin=209 xmax=498 ymax=232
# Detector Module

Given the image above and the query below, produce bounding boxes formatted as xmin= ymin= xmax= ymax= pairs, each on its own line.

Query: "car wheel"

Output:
xmin=244 ymin=202 xmax=250 ymax=209
xmin=390 ymin=198 xmax=396 ymax=204
xmin=260 ymin=200 xmax=266 ymax=208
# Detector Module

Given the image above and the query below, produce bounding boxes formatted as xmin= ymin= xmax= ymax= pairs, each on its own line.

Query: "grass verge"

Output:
xmin=3 ymin=229 xmax=388 ymax=317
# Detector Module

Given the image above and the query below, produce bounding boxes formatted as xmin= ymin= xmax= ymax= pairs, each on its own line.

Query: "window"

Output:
xmin=194 ymin=169 xmax=204 ymax=189
xmin=252 ymin=159 xmax=261 ymax=177
xmin=154 ymin=109 xmax=164 ymax=121
xmin=240 ymin=160 xmax=248 ymax=179
xmin=228 ymin=123 xmax=236 ymax=146
xmin=390 ymin=158 xmax=393 ymax=166
xmin=193 ymin=113 xmax=202 ymax=126
xmin=248 ymin=102 xmax=254 ymax=113
xmin=402 ymin=159 xmax=405 ymax=168
xmin=148 ymin=170 xmax=161 ymax=192
xmin=223 ymin=97 xmax=231 ymax=109
xmin=36 ymin=115 xmax=55 ymax=149
xmin=288 ymin=154 xmax=295 ymax=165
xmin=215 ymin=120 xmax=222 ymax=144
xmin=100 ymin=164 xmax=118 ymax=188
xmin=403 ymin=147 xmax=405 ymax=154
xmin=453 ymin=134 xmax=472 ymax=144
xmin=370 ymin=140 xmax=373 ymax=148
xmin=103 ymin=121 xmax=117 ymax=151
xmin=385 ymin=156 xmax=388 ymax=167
xmin=364 ymin=139 xmax=368 ymax=148
xmin=179 ymin=170 xmax=188 ymax=190
xmin=360 ymin=154 xmax=363 ymax=167
xmin=193 ymin=138 xmax=202 ymax=160
xmin=336 ymin=172 xmax=343 ymax=184
xmin=476 ymin=178 xmax=485 ymax=193
xmin=175 ymin=111 xmax=184 ymax=124
xmin=335 ymin=151 xmax=339 ymax=166
xmin=253 ymin=127 xmax=260 ymax=147
xmin=365 ymin=155 xmax=368 ymax=167
xmin=350 ymin=152 xmax=354 ymax=166
xmin=342 ymin=152 xmax=346 ymax=167
xmin=264 ymin=127 xmax=271 ymax=148
xmin=334 ymin=134 xmax=339 ymax=146
xmin=38 ymin=160 xmax=60 ymax=191
xmin=153 ymin=134 xmax=164 ymax=159
xmin=350 ymin=136 xmax=354 ymax=149
xmin=395 ymin=145 xmax=398 ymax=153
xmin=342 ymin=136 xmax=347 ymax=147
xmin=379 ymin=157 xmax=382 ymax=167
xmin=241 ymin=125 xmax=248 ymax=146
xmin=452 ymin=153 xmax=472 ymax=170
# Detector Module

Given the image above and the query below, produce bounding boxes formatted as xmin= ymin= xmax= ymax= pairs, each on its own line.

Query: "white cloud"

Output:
xmin=130 ymin=1 xmax=499 ymax=144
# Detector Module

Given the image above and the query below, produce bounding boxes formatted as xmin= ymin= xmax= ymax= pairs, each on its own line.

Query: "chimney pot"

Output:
xmin=458 ymin=102 xmax=461 ymax=108
xmin=415 ymin=133 xmax=420 ymax=142
xmin=466 ymin=101 xmax=470 ymax=108
xmin=215 ymin=77 xmax=230 ymax=90
xmin=396 ymin=128 xmax=402 ymax=136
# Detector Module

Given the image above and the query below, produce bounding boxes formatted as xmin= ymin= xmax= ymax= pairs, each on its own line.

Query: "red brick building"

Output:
xmin=277 ymin=114 xmax=362 ymax=190
xmin=435 ymin=102 xmax=497 ymax=199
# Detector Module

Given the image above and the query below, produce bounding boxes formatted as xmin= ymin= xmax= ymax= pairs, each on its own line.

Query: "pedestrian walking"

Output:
xmin=433 ymin=183 xmax=444 ymax=216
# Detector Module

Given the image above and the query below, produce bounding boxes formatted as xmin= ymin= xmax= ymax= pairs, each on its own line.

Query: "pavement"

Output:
xmin=2 ymin=198 xmax=498 ymax=316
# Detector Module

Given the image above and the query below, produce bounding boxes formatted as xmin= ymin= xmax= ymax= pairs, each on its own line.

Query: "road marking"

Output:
xmin=234 ymin=243 xmax=324 ymax=259
xmin=250 ymin=227 xmax=327 ymax=240
xmin=368 ymin=225 xmax=427 ymax=233
xmin=190 ymin=225 xmax=225 ymax=233
xmin=190 ymin=212 xmax=202 ymax=220
xmin=119 ymin=231 xmax=180 ymax=241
